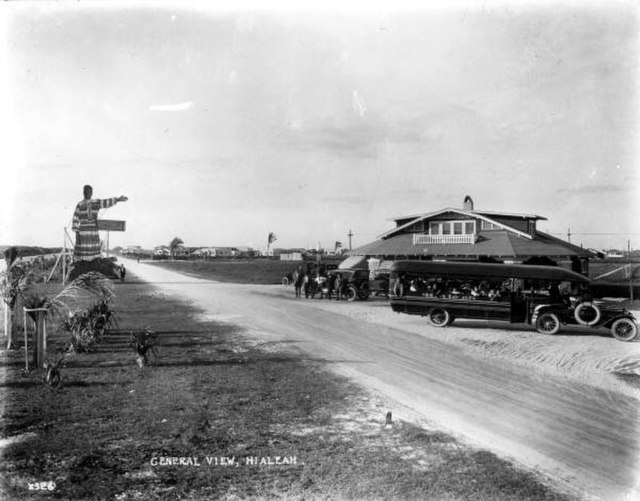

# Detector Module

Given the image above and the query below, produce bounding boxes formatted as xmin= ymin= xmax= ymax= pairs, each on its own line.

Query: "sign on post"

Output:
xmin=98 ymin=220 xmax=126 ymax=232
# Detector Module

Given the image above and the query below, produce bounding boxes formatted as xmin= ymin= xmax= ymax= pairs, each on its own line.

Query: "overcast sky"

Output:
xmin=1 ymin=1 xmax=638 ymax=252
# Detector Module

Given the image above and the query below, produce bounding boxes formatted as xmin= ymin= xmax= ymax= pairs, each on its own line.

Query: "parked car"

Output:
xmin=322 ymin=268 xmax=389 ymax=301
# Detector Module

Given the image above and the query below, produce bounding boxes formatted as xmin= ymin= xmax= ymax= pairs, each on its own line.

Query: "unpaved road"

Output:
xmin=120 ymin=258 xmax=639 ymax=500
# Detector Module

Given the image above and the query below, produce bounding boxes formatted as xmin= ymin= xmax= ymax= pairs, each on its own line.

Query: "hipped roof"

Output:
xmin=350 ymin=230 xmax=593 ymax=259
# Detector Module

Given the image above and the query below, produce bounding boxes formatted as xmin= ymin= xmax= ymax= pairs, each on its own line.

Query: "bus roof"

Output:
xmin=390 ymin=260 xmax=590 ymax=283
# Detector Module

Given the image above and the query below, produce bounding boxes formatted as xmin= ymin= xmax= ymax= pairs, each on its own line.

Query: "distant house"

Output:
xmin=198 ymin=247 xmax=235 ymax=258
xmin=273 ymin=248 xmax=307 ymax=258
xmin=234 ymin=247 xmax=257 ymax=258
xmin=153 ymin=246 xmax=171 ymax=258
xmin=349 ymin=196 xmax=595 ymax=273
xmin=604 ymin=249 xmax=624 ymax=258
xmin=123 ymin=245 xmax=142 ymax=255
xmin=280 ymin=252 xmax=303 ymax=261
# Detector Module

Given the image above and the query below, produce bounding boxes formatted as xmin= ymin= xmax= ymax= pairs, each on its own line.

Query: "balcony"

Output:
xmin=413 ymin=234 xmax=476 ymax=245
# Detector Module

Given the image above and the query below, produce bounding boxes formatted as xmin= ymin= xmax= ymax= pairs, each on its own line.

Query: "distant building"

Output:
xmin=605 ymin=249 xmax=625 ymax=258
xmin=349 ymin=196 xmax=595 ymax=273
xmin=123 ymin=245 xmax=142 ymax=255
xmin=280 ymin=252 xmax=303 ymax=261
xmin=153 ymin=246 xmax=170 ymax=258
xmin=273 ymin=248 xmax=307 ymax=258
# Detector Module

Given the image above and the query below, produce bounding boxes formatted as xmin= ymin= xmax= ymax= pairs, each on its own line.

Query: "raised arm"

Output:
xmin=99 ymin=195 xmax=128 ymax=210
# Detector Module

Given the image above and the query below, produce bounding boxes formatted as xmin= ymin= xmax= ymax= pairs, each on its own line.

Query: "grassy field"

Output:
xmin=0 ymin=274 xmax=577 ymax=500
xmin=146 ymin=258 xmax=343 ymax=285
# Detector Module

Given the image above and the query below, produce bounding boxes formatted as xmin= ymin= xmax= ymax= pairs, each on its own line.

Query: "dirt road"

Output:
xmin=120 ymin=258 xmax=639 ymax=500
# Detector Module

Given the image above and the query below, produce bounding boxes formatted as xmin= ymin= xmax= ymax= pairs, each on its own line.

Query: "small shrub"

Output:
xmin=59 ymin=300 xmax=117 ymax=354
xmin=129 ymin=328 xmax=158 ymax=367
xmin=87 ymin=299 xmax=118 ymax=338
xmin=42 ymin=357 xmax=67 ymax=389
xmin=60 ymin=311 xmax=98 ymax=354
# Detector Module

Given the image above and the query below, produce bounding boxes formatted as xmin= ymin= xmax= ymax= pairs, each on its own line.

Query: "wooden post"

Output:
xmin=4 ymin=302 xmax=9 ymax=349
xmin=629 ymin=240 xmax=633 ymax=300
xmin=5 ymin=302 xmax=12 ymax=349
xmin=25 ymin=308 xmax=47 ymax=369
xmin=35 ymin=312 xmax=46 ymax=369
xmin=23 ymin=309 xmax=28 ymax=370
xmin=62 ymin=231 xmax=67 ymax=285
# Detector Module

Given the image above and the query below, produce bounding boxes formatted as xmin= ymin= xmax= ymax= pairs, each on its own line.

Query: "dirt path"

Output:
xmin=119 ymin=258 xmax=639 ymax=500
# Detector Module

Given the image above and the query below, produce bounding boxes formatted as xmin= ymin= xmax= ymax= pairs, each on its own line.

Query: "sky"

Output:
xmin=1 ymin=0 xmax=638 ymax=253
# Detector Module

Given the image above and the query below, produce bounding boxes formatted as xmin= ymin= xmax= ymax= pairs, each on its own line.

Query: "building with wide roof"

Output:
xmin=349 ymin=196 xmax=595 ymax=273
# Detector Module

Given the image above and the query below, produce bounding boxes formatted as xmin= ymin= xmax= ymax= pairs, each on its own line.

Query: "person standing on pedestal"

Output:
xmin=72 ymin=185 xmax=128 ymax=261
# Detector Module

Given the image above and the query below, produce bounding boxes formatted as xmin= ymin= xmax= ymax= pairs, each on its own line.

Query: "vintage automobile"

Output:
xmin=388 ymin=260 xmax=638 ymax=341
xmin=318 ymin=268 xmax=388 ymax=301
xmin=282 ymin=263 xmax=338 ymax=287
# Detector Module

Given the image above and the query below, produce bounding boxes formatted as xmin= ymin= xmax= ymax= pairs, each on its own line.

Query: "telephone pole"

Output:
xmin=567 ymin=227 xmax=572 ymax=244
xmin=348 ymin=229 xmax=353 ymax=250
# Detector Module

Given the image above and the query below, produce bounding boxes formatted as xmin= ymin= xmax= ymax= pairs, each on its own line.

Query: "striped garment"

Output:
xmin=72 ymin=198 xmax=118 ymax=260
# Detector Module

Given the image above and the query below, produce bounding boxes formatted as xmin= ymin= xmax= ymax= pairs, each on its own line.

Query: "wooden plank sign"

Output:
xmin=98 ymin=219 xmax=126 ymax=231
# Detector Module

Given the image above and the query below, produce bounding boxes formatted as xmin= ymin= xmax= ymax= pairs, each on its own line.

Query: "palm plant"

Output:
xmin=169 ymin=237 xmax=184 ymax=261
xmin=59 ymin=298 xmax=118 ymax=354
xmin=267 ymin=232 xmax=277 ymax=257
xmin=129 ymin=327 xmax=158 ymax=367
xmin=21 ymin=272 xmax=115 ymax=356
xmin=51 ymin=272 xmax=116 ymax=354
xmin=1 ymin=258 xmax=35 ymax=348
xmin=51 ymin=272 xmax=115 ymax=314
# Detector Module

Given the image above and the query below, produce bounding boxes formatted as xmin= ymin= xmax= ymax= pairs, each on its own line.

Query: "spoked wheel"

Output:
xmin=428 ymin=308 xmax=452 ymax=327
xmin=536 ymin=312 xmax=561 ymax=335
xmin=611 ymin=318 xmax=639 ymax=342
xmin=345 ymin=285 xmax=358 ymax=302
xmin=282 ymin=277 xmax=290 ymax=286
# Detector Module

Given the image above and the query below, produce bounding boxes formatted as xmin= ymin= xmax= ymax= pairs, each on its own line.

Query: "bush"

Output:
xmin=129 ymin=328 xmax=158 ymax=367
xmin=60 ymin=300 xmax=118 ymax=354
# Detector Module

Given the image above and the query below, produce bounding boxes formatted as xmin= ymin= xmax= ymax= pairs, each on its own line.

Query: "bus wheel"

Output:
xmin=536 ymin=312 xmax=561 ymax=335
xmin=611 ymin=318 xmax=638 ymax=342
xmin=429 ymin=308 xmax=451 ymax=327
xmin=346 ymin=285 xmax=358 ymax=302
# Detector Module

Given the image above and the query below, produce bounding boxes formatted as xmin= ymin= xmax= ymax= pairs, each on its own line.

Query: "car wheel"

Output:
xmin=358 ymin=287 xmax=371 ymax=300
xmin=282 ymin=277 xmax=290 ymax=286
xmin=611 ymin=318 xmax=639 ymax=342
xmin=428 ymin=308 xmax=451 ymax=327
xmin=536 ymin=312 xmax=561 ymax=335
xmin=346 ymin=285 xmax=358 ymax=302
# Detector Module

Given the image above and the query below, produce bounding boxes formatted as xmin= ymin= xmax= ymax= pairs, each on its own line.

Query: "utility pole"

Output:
xmin=348 ymin=229 xmax=353 ymax=250
xmin=567 ymin=227 xmax=572 ymax=244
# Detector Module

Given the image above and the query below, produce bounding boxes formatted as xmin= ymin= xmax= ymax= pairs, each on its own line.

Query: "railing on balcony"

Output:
xmin=413 ymin=234 xmax=476 ymax=245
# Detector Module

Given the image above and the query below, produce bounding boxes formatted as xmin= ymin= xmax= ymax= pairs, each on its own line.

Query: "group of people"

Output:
xmin=393 ymin=275 xmax=510 ymax=301
xmin=291 ymin=268 xmax=349 ymax=300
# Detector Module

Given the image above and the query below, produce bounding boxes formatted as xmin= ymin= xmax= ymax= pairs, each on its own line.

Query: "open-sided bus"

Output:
xmin=388 ymin=260 xmax=638 ymax=341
